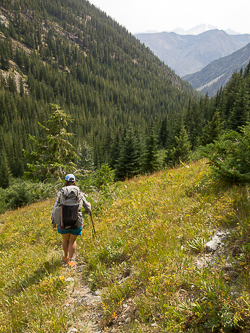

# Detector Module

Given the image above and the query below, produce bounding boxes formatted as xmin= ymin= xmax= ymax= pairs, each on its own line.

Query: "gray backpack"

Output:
xmin=53 ymin=186 xmax=83 ymax=229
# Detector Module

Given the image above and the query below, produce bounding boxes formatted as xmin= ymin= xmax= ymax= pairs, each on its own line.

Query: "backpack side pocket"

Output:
xmin=53 ymin=206 xmax=62 ymax=226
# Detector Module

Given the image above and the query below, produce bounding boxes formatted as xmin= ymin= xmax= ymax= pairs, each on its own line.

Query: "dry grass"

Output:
xmin=0 ymin=200 xmax=69 ymax=332
xmin=1 ymin=159 xmax=250 ymax=332
xmin=79 ymin=159 xmax=250 ymax=332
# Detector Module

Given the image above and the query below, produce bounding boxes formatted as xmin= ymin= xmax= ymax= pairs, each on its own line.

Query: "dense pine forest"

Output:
xmin=0 ymin=0 xmax=250 ymax=186
xmin=0 ymin=0 xmax=196 ymax=179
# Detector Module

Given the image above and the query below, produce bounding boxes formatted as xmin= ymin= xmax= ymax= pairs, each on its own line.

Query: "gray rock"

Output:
xmin=205 ymin=235 xmax=221 ymax=252
xmin=216 ymin=231 xmax=230 ymax=241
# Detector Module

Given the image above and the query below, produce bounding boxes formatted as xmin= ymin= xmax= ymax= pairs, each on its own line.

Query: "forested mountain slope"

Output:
xmin=0 ymin=0 xmax=195 ymax=177
xmin=183 ymin=43 xmax=250 ymax=97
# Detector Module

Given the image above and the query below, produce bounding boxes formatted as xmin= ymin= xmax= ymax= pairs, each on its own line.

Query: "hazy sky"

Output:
xmin=88 ymin=0 xmax=250 ymax=34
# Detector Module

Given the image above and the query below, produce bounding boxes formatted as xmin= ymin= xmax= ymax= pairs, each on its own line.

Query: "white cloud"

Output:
xmin=88 ymin=0 xmax=250 ymax=34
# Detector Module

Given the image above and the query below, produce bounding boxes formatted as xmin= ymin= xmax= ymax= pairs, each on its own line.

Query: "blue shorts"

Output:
xmin=57 ymin=225 xmax=82 ymax=235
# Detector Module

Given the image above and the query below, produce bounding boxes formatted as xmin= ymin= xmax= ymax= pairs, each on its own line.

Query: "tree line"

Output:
xmin=1 ymin=0 xmax=250 ymax=187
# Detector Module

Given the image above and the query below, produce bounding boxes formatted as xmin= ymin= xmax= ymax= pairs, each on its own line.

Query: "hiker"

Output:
xmin=51 ymin=174 xmax=91 ymax=267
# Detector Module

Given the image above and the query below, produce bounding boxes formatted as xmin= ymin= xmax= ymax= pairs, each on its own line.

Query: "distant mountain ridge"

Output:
xmin=183 ymin=43 xmax=250 ymax=97
xmin=173 ymin=24 xmax=217 ymax=35
xmin=172 ymin=25 xmax=240 ymax=36
xmin=135 ymin=25 xmax=240 ymax=36
xmin=135 ymin=29 xmax=250 ymax=76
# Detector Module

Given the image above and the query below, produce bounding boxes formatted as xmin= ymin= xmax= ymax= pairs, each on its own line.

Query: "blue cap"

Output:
xmin=65 ymin=174 xmax=75 ymax=181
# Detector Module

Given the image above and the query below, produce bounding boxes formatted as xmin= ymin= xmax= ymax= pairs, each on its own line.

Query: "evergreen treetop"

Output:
xmin=23 ymin=104 xmax=79 ymax=181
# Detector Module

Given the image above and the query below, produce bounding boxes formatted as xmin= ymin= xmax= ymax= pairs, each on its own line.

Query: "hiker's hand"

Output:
xmin=52 ymin=222 xmax=57 ymax=231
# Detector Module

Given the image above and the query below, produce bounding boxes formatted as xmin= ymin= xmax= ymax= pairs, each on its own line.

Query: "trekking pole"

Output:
xmin=89 ymin=211 xmax=96 ymax=236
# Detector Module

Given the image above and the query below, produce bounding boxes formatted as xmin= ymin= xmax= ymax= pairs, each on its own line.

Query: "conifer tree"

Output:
xmin=167 ymin=111 xmax=183 ymax=152
xmin=0 ymin=44 xmax=10 ymax=70
xmin=198 ymin=111 xmax=224 ymax=146
xmin=23 ymin=104 xmax=79 ymax=181
xmin=102 ymin=129 xmax=113 ymax=165
xmin=159 ymin=116 xmax=169 ymax=148
xmin=0 ymin=149 xmax=11 ymax=189
xmin=142 ymin=130 xmax=161 ymax=174
xmin=184 ymin=100 xmax=202 ymax=149
xmin=215 ymin=87 xmax=227 ymax=123
xmin=19 ymin=77 xmax=24 ymax=96
xmin=8 ymin=74 xmax=17 ymax=94
xmin=228 ymin=81 xmax=250 ymax=131
xmin=115 ymin=127 xmax=141 ymax=180
xmin=110 ymin=127 xmax=123 ymax=169
xmin=166 ymin=124 xmax=191 ymax=166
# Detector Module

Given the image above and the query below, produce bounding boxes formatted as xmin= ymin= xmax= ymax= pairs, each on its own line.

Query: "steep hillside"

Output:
xmin=183 ymin=43 xmax=250 ymax=97
xmin=135 ymin=29 xmax=250 ymax=76
xmin=1 ymin=159 xmax=250 ymax=332
xmin=0 ymin=0 xmax=195 ymax=177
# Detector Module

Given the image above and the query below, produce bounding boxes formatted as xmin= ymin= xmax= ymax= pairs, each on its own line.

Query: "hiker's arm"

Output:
xmin=80 ymin=193 xmax=91 ymax=214
xmin=51 ymin=191 xmax=61 ymax=224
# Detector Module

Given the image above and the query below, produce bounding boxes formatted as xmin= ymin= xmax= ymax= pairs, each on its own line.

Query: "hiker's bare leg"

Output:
xmin=68 ymin=234 xmax=78 ymax=260
xmin=62 ymin=233 xmax=70 ymax=257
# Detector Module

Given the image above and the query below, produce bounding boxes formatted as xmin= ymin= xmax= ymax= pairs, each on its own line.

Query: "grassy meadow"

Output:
xmin=0 ymin=159 xmax=250 ymax=332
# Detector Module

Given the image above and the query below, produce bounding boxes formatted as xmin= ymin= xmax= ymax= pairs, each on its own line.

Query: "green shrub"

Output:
xmin=93 ymin=163 xmax=115 ymax=189
xmin=0 ymin=179 xmax=57 ymax=213
xmin=78 ymin=163 xmax=116 ymax=213
xmin=201 ymin=123 xmax=250 ymax=183
xmin=78 ymin=163 xmax=114 ymax=192
xmin=6 ymin=182 xmax=33 ymax=208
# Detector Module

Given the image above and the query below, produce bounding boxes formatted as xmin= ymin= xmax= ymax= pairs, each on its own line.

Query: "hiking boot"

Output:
xmin=67 ymin=260 xmax=76 ymax=268
xmin=63 ymin=254 xmax=69 ymax=262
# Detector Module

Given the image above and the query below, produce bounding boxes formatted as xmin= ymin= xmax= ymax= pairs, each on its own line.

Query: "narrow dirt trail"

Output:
xmin=63 ymin=258 xmax=104 ymax=333
xmin=63 ymin=258 xmax=141 ymax=333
